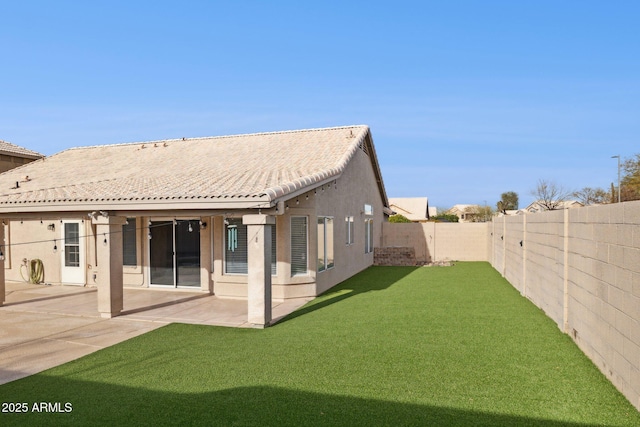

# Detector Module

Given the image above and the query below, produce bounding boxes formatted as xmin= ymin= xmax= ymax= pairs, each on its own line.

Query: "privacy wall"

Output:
xmin=381 ymin=222 xmax=489 ymax=263
xmin=491 ymin=201 xmax=640 ymax=411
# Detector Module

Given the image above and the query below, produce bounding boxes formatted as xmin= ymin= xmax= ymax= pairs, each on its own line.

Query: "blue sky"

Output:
xmin=2 ymin=1 xmax=639 ymax=209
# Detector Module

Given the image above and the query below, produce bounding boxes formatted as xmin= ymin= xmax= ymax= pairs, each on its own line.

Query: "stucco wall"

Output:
xmin=0 ymin=155 xmax=39 ymax=174
xmin=214 ymin=146 xmax=385 ymax=299
xmin=381 ymin=222 xmax=489 ymax=263
xmin=4 ymin=219 xmax=86 ymax=285
xmin=313 ymin=147 xmax=384 ymax=295
xmin=491 ymin=201 xmax=640 ymax=411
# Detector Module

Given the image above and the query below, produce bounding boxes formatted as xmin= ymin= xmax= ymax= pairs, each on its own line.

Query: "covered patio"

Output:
xmin=1 ymin=280 xmax=311 ymax=327
xmin=0 ymin=280 xmax=311 ymax=384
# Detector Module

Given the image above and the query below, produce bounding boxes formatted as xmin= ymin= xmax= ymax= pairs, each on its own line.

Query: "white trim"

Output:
xmin=60 ymin=220 xmax=86 ymax=285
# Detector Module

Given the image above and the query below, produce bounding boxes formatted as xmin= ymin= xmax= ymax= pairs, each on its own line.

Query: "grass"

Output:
xmin=1 ymin=262 xmax=639 ymax=426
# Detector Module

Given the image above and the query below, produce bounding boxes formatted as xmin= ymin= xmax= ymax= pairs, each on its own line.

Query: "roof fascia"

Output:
xmin=363 ymin=129 xmax=390 ymax=210
xmin=0 ymin=198 xmax=274 ymax=215
xmin=270 ymin=174 xmax=343 ymax=205
xmin=0 ymin=151 xmax=44 ymax=160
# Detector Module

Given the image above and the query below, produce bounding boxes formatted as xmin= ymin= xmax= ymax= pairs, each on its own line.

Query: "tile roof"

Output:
xmin=388 ymin=197 xmax=429 ymax=221
xmin=0 ymin=140 xmax=44 ymax=159
xmin=0 ymin=125 xmax=387 ymax=212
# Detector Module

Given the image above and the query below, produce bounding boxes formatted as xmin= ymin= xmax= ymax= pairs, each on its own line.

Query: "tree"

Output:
xmin=573 ymin=187 xmax=609 ymax=205
xmin=620 ymin=154 xmax=640 ymax=201
xmin=471 ymin=205 xmax=494 ymax=222
xmin=530 ymin=179 xmax=573 ymax=211
xmin=496 ymin=191 xmax=518 ymax=213
xmin=389 ymin=214 xmax=412 ymax=223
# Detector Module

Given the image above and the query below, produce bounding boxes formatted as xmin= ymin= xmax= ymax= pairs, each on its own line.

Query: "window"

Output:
xmin=224 ymin=218 xmax=276 ymax=275
xmin=345 ymin=216 xmax=354 ymax=245
xmin=122 ymin=218 xmax=137 ymax=266
xmin=64 ymin=223 xmax=80 ymax=267
xmin=317 ymin=216 xmax=334 ymax=272
xmin=225 ymin=218 xmax=248 ymax=274
xmin=364 ymin=204 xmax=373 ymax=216
xmin=365 ymin=218 xmax=374 ymax=254
xmin=291 ymin=216 xmax=308 ymax=276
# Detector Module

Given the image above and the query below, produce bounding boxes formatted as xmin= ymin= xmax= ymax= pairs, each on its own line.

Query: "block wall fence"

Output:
xmin=381 ymin=222 xmax=490 ymax=263
xmin=490 ymin=201 xmax=640 ymax=411
xmin=381 ymin=201 xmax=640 ymax=410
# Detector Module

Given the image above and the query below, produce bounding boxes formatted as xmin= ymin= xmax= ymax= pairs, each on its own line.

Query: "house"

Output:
xmin=524 ymin=200 xmax=584 ymax=213
xmin=0 ymin=140 xmax=44 ymax=173
xmin=446 ymin=204 xmax=481 ymax=222
xmin=495 ymin=209 xmax=523 ymax=216
xmin=388 ymin=197 xmax=432 ymax=222
xmin=0 ymin=125 xmax=391 ymax=327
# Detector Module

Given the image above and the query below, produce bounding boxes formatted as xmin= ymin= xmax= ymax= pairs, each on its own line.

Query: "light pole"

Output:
xmin=611 ymin=155 xmax=621 ymax=203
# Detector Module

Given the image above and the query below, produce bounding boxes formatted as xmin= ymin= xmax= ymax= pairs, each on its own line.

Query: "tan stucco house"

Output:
xmin=0 ymin=140 xmax=44 ymax=173
xmin=0 ymin=126 xmax=390 ymax=327
xmin=524 ymin=200 xmax=584 ymax=213
xmin=446 ymin=204 xmax=481 ymax=222
xmin=388 ymin=197 xmax=432 ymax=222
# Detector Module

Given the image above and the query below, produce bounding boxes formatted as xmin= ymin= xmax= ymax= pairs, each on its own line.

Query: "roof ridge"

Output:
xmin=261 ymin=127 xmax=369 ymax=200
xmin=63 ymin=125 xmax=369 ymax=152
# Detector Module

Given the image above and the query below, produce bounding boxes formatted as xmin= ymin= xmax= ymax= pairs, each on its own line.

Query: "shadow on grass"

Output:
xmin=0 ymin=378 xmax=606 ymax=427
xmin=279 ymin=266 xmax=419 ymax=323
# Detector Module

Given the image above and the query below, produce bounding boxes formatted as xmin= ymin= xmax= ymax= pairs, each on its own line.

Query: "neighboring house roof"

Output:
xmin=446 ymin=204 xmax=479 ymax=214
xmin=524 ymin=200 xmax=584 ymax=213
xmin=0 ymin=140 xmax=44 ymax=159
xmin=0 ymin=125 xmax=390 ymax=213
xmin=496 ymin=209 xmax=522 ymax=216
xmin=388 ymin=197 xmax=430 ymax=221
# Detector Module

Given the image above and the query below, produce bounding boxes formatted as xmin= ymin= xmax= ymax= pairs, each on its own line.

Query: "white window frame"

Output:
xmin=317 ymin=216 xmax=334 ymax=272
xmin=345 ymin=216 xmax=354 ymax=245
xmin=365 ymin=218 xmax=374 ymax=254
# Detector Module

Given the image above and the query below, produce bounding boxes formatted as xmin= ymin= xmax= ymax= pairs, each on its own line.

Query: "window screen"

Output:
xmin=291 ymin=216 xmax=308 ymax=276
xmin=225 ymin=218 xmax=276 ymax=275
xmin=225 ymin=218 xmax=248 ymax=274
xmin=122 ymin=218 xmax=137 ymax=266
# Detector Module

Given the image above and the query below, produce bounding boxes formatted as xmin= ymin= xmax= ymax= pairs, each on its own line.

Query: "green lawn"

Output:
xmin=1 ymin=263 xmax=638 ymax=426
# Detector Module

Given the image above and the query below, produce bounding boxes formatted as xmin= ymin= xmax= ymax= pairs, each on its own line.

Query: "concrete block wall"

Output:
xmin=436 ymin=223 xmax=489 ymax=261
xmin=565 ymin=203 xmax=640 ymax=410
xmin=381 ymin=222 xmax=489 ymax=263
xmin=523 ymin=210 xmax=566 ymax=328
xmin=491 ymin=201 xmax=640 ymax=411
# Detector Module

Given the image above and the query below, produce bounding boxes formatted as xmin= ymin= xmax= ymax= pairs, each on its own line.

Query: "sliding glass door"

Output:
xmin=149 ymin=220 xmax=201 ymax=287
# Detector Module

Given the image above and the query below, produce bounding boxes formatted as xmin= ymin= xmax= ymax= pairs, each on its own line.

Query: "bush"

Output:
xmin=431 ymin=214 xmax=459 ymax=223
xmin=389 ymin=214 xmax=412 ymax=223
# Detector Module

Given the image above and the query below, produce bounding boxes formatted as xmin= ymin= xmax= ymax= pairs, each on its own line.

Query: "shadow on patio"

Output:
xmin=1 ymin=281 xmax=311 ymax=328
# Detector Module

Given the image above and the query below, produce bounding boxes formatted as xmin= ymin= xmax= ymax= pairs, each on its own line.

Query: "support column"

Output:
xmin=243 ymin=214 xmax=275 ymax=328
xmin=0 ymin=222 xmax=5 ymax=306
xmin=92 ymin=216 xmax=127 ymax=318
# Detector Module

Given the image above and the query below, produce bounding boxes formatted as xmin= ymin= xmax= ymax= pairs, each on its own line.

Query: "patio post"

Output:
xmin=0 ymin=222 xmax=5 ymax=306
xmin=92 ymin=215 xmax=127 ymax=318
xmin=243 ymin=214 xmax=275 ymax=327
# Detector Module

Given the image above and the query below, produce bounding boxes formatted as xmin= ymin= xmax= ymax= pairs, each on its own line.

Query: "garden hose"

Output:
xmin=20 ymin=259 xmax=45 ymax=284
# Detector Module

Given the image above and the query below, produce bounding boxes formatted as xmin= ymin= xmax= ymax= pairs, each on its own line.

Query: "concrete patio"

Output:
xmin=0 ymin=281 xmax=312 ymax=385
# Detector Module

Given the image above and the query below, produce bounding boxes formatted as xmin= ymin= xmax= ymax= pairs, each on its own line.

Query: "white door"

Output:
xmin=60 ymin=220 xmax=85 ymax=285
